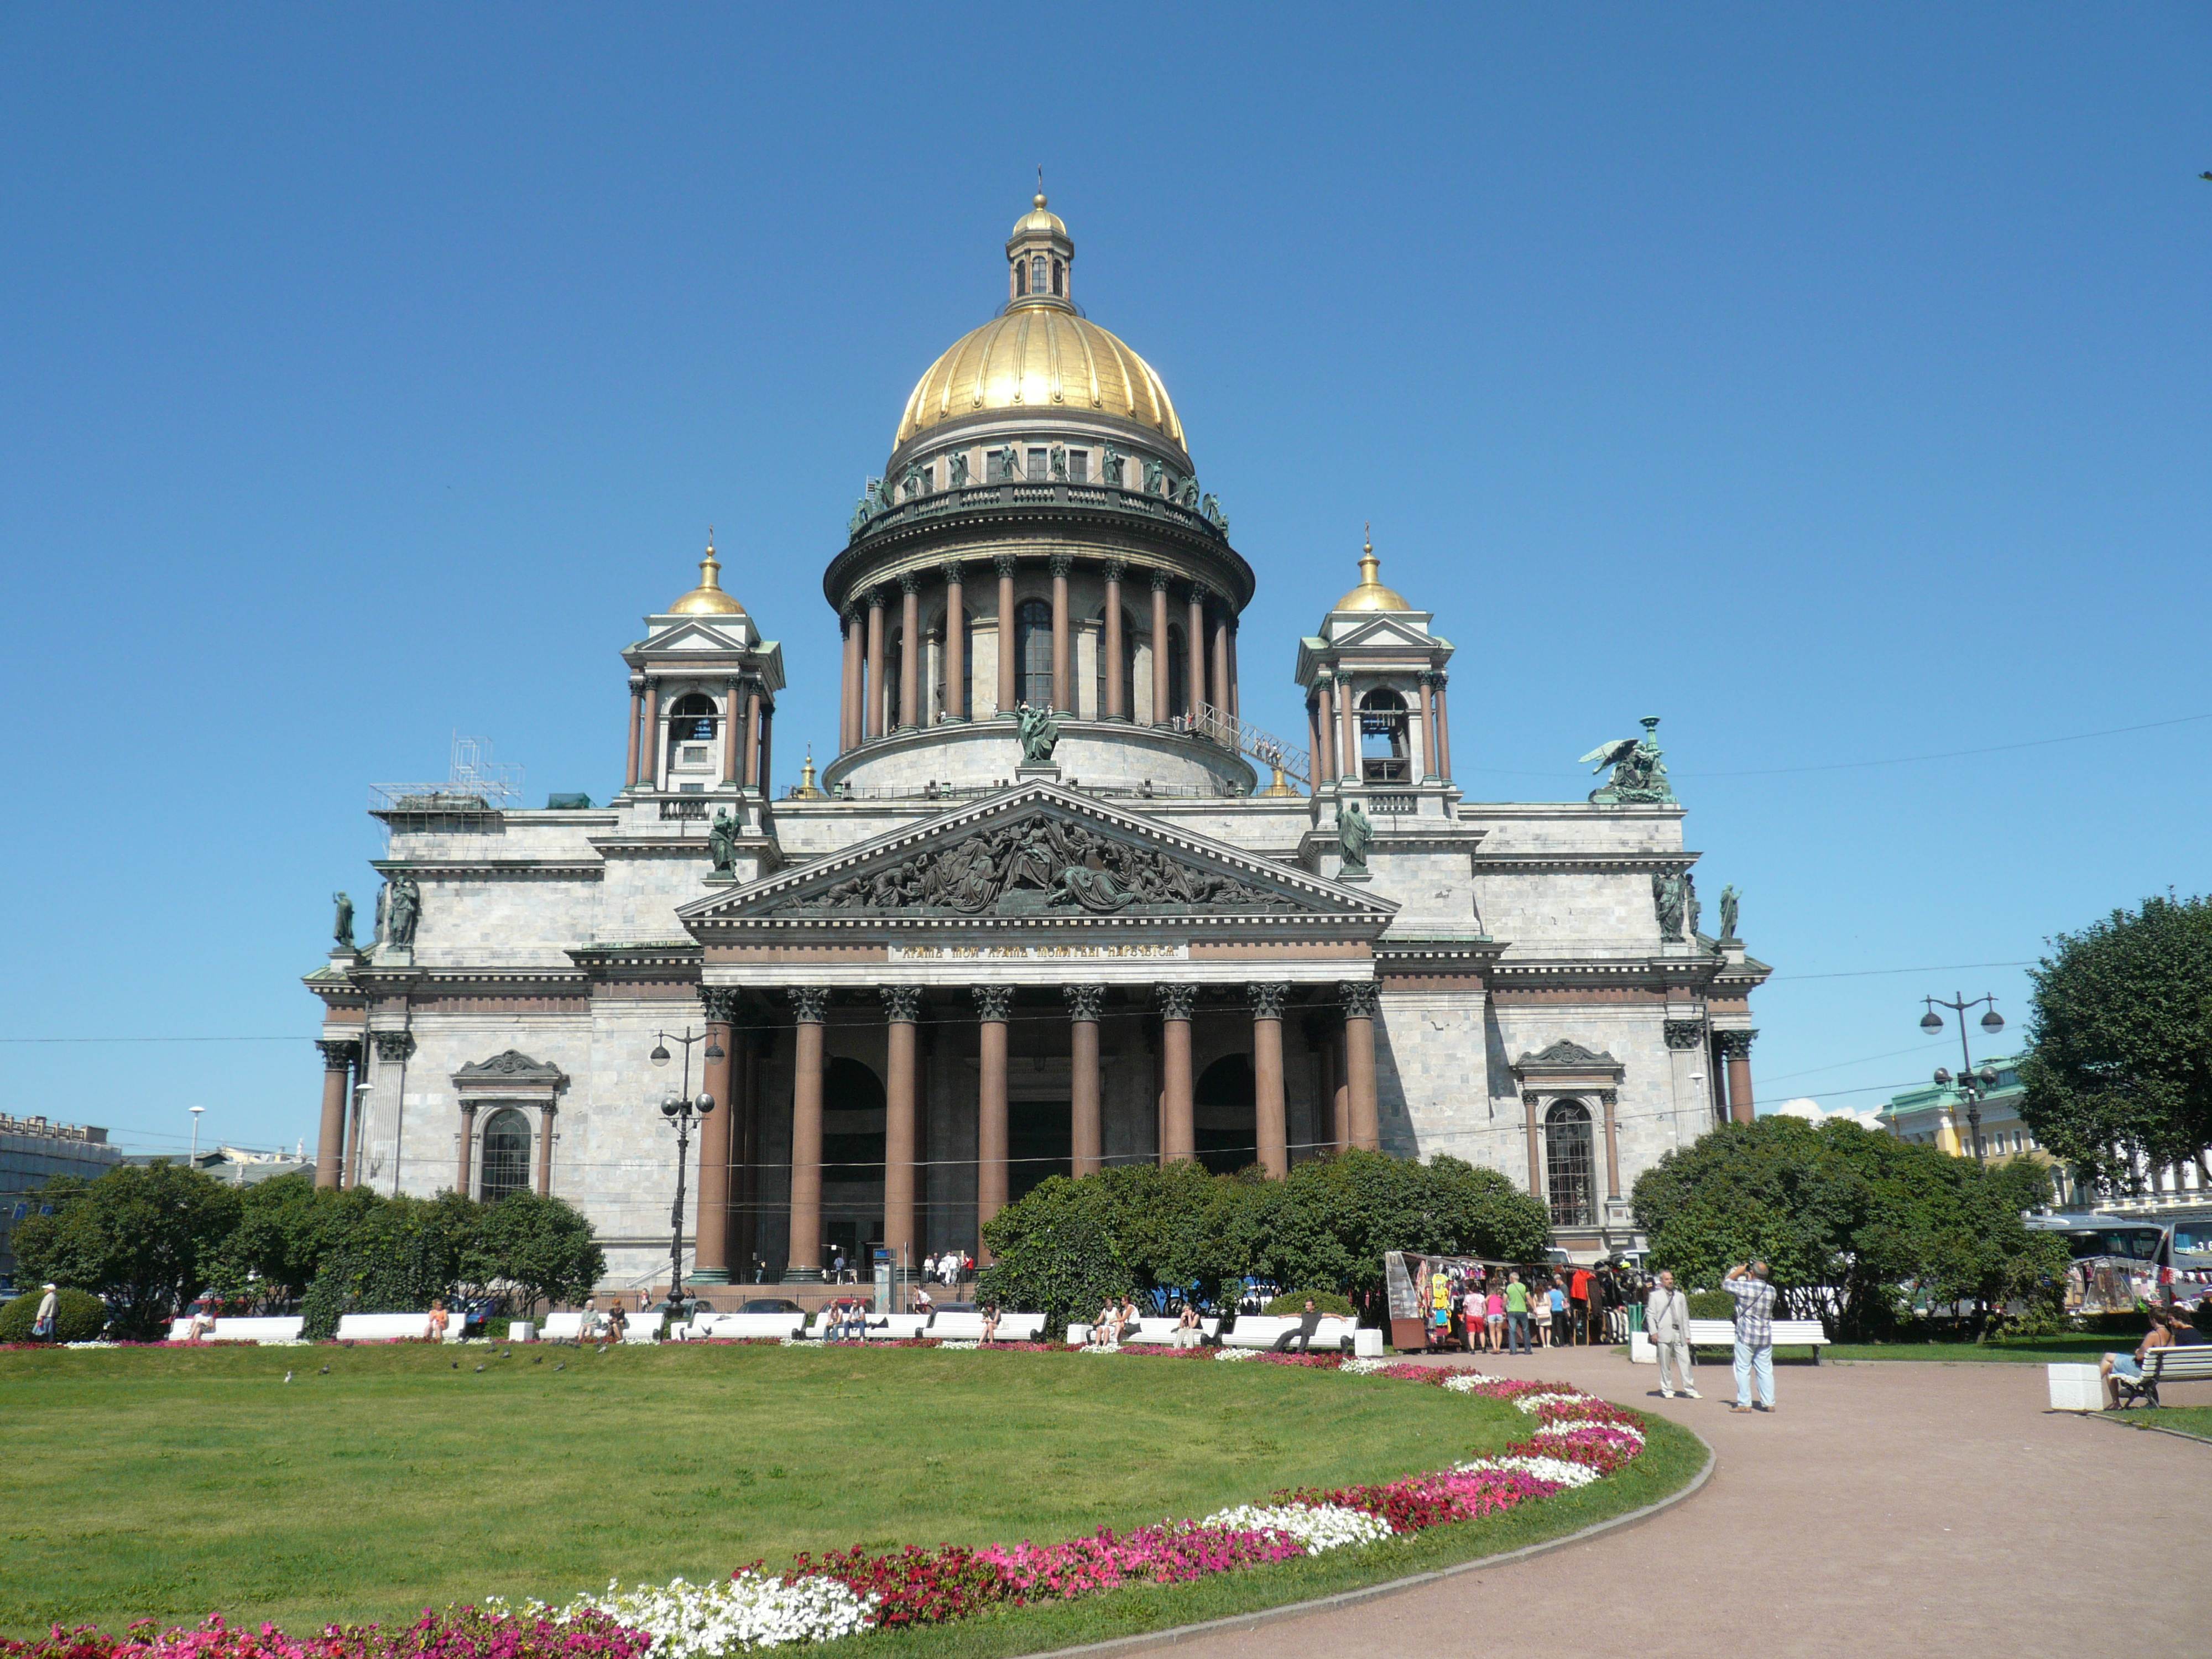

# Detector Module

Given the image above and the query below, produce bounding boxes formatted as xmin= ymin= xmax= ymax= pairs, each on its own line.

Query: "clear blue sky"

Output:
xmin=3 ymin=6 xmax=2206 ymax=1157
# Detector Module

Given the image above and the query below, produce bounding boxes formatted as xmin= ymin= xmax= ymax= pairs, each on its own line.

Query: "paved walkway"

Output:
xmin=1177 ymin=1346 xmax=2209 ymax=1659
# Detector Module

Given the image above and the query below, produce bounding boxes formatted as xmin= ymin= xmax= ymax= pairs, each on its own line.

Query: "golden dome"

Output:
xmin=1333 ymin=529 xmax=1412 ymax=612
xmin=667 ymin=535 xmax=745 ymax=615
xmin=1011 ymin=192 xmax=1066 ymax=240
xmin=895 ymin=307 xmax=1185 ymax=448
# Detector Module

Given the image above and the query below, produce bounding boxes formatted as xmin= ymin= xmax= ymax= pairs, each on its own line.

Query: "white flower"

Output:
xmin=1213 ymin=1347 xmax=1258 ymax=1362
xmin=1335 ymin=1357 xmax=1391 ymax=1376
xmin=1441 ymin=1372 xmax=1507 ymax=1391
xmin=1202 ymin=1503 xmax=1395 ymax=1551
xmin=1454 ymin=1454 xmax=1603 ymax=1489
xmin=1512 ymin=1390 xmax=1593 ymax=1415
xmin=1079 ymin=1343 xmax=1124 ymax=1355
xmin=936 ymin=1339 xmax=979 ymax=1350
xmin=511 ymin=1572 xmax=877 ymax=1654
xmin=1533 ymin=1419 xmax=1645 ymax=1445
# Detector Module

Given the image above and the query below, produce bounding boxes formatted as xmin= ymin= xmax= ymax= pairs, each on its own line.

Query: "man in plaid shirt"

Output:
xmin=1724 ymin=1261 xmax=1777 ymax=1413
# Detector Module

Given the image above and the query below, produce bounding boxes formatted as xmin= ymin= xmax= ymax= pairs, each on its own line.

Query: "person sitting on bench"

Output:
xmin=2101 ymin=1307 xmax=2176 ymax=1401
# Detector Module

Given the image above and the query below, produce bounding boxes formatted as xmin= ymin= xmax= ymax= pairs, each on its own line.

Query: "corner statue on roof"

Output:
xmin=1580 ymin=716 xmax=1677 ymax=805
xmin=301 ymin=192 xmax=1773 ymax=1291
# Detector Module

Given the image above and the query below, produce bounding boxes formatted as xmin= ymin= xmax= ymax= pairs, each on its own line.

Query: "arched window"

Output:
xmin=1017 ymin=599 xmax=1052 ymax=709
xmin=1166 ymin=625 xmax=1188 ymax=721
xmin=667 ymin=691 xmax=717 ymax=742
xmin=1359 ymin=687 xmax=1410 ymax=784
xmin=1031 ymin=255 xmax=1048 ymax=294
xmin=480 ymin=1108 xmax=532 ymax=1202
xmin=1545 ymin=1100 xmax=1595 ymax=1228
xmin=1194 ymin=1054 xmax=1257 ymax=1176
xmin=1051 ymin=258 xmax=1063 ymax=296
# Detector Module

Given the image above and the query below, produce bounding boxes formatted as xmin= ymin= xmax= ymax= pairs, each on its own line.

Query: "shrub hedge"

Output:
xmin=1264 ymin=1290 xmax=1357 ymax=1318
xmin=0 ymin=1286 xmax=107 ymax=1343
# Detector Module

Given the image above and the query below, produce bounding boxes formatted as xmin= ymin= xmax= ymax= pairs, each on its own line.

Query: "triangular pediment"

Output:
xmin=679 ymin=781 xmax=1393 ymax=927
xmin=638 ymin=618 xmax=750 ymax=653
xmin=1328 ymin=613 xmax=1439 ymax=652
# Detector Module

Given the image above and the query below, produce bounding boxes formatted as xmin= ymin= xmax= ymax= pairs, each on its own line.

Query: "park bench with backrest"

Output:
xmin=1685 ymin=1317 xmax=1832 ymax=1362
xmin=1119 ymin=1316 xmax=1221 ymax=1345
xmin=2111 ymin=1344 xmax=2212 ymax=1409
xmin=333 ymin=1313 xmax=444 ymax=1343
xmin=1220 ymin=1314 xmax=1359 ymax=1353
xmin=926 ymin=1311 xmax=1048 ymax=1342
xmin=165 ymin=1316 xmax=306 ymax=1344
xmin=681 ymin=1311 xmax=806 ymax=1340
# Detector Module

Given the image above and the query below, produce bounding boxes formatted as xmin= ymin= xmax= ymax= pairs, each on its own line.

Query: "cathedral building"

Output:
xmin=305 ymin=196 xmax=1770 ymax=1289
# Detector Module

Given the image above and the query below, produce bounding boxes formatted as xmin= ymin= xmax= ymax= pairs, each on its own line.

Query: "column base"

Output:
xmin=1015 ymin=764 xmax=1062 ymax=782
xmin=782 ymin=1266 xmax=831 ymax=1285
xmin=689 ymin=1267 xmax=732 ymax=1285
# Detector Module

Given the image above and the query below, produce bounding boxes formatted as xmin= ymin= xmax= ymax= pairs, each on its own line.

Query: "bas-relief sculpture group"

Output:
xmin=799 ymin=813 xmax=1286 ymax=917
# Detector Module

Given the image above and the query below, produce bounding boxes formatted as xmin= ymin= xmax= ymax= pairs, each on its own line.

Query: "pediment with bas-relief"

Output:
xmin=682 ymin=781 xmax=1392 ymax=924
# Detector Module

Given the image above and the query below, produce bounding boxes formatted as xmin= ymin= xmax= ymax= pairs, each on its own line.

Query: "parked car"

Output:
xmin=738 ymin=1297 xmax=805 ymax=1314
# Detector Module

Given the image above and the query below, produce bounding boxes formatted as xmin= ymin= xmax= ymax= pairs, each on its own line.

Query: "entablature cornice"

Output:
xmin=1485 ymin=954 xmax=1729 ymax=992
xmin=1473 ymin=851 xmax=1698 ymax=875
xmin=371 ymin=858 xmax=604 ymax=879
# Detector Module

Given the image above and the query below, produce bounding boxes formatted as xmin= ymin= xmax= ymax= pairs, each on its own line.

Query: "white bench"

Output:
xmin=2112 ymin=1345 xmax=2212 ymax=1409
xmin=335 ymin=1313 xmax=439 ymax=1343
xmin=927 ymin=1311 xmax=1047 ymax=1342
xmin=207 ymin=1316 xmax=304 ymax=1344
xmin=540 ymin=1312 xmax=586 ymax=1341
xmin=682 ymin=1312 xmax=806 ymax=1341
xmin=1120 ymin=1316 xmax=1221 ymax=1345
xmin=1685 ymin=1318 xmax=1832 ymax=1361
xmin=1222 ymin=1315 xmax=1359 ymax=1353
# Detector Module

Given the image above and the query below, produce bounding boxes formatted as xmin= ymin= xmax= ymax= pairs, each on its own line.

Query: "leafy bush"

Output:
xmin=1686 ymin=1290 xmax=1733 ymax=1321
xmin=1263 ymin=1290 xmax=1356 ymax=1317
xmin=976 ymin=1201 xmax=1130 ymax=1339
xmin=0 ymin=1286 xmax=107 ymax=1343
xmin=11 ymin=1163 xmax=241 ymax=1339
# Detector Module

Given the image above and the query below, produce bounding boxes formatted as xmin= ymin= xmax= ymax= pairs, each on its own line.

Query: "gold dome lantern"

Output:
xmin=1333 ymin=528 xmax=1413 ymax=612
xmin=667 ymin=533 xmax=746 ymax=616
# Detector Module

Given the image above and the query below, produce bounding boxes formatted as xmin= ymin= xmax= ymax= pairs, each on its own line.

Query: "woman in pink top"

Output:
xmin=1485 ymin=1286 xmax=1506 ymax=1353
xmin=1459 ymin=1285 xmax=1483 ymax=1354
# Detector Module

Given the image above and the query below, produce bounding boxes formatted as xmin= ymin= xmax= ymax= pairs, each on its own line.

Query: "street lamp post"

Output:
xmin=189 ymin=1105 xmax=206 ymax=1164
xmin=1918 ymin=993 xmax=2005 ymax=1166
xmin=649 ymin=1028 xmax=723 ymax=1314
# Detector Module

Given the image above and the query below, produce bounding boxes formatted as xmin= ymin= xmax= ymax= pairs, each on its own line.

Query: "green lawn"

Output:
xmin=2101 ymin=1405 xmax=2212 ymax=1442
xmin=1823 ymin=1334 xmax=2137 ymax=1364
xmin=0 ymin=1343 xmax=1700 ymax=1644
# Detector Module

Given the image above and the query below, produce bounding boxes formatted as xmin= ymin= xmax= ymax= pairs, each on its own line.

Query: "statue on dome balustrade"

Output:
xmin=1142 ymin=457 xmax=1165 ymax=496
xmin=331 ymin=891 xmax=354 ymax=951
xmin=1100 ymin=444 xmax=1124 ymax=487
xmin=947 ymin=451 xmax=969 ymax=488
xmin=1048 ymin=444 xmax=1068 ymax=481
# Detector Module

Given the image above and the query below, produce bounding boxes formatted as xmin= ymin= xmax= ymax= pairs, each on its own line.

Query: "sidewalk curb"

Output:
xmin=1040 ymin=1427 xmax=1717 ymax=1658
xmin=2080 ymin=1412 xmax=2212 ymax=1449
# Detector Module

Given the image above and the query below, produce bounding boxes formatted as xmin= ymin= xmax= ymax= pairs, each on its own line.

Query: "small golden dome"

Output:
xmin=1012 ymin=192 xmax=1067 ymax=239
xmin=895 ymin=309 xmax=1184 ymax=447
xmin=1333 ymin=528 xmax=1412 ymax=612
xmin=668 ymin=534 xmax=746 ymax=615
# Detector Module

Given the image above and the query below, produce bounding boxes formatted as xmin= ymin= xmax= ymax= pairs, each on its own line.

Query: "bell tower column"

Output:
xmin=1049 ymin=553 xmax=1073 ymax=714
xmin=865 ymin=588 xmax=887 ymax=739
xmin=899 ymin=573 xmax=922 ymax=731
xmin=941 ymin=562 xmax=967 ymax=722
xmin=1185 ymin=585 xmax=1207 ymax=722
xmin=995 ymin=556 xmax=1019 ymax=717
xmin=1149 ymin=568 xmax=1172 ymax=727
xmin=1102 ymin=561 xmax=1126 ymax=720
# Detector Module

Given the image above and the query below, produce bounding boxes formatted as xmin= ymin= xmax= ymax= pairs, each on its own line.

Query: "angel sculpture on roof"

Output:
xmin=1579 ymin=716 xmax=1676 ymax=805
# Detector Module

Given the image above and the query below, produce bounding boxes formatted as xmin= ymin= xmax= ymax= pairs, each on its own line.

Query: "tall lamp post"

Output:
xmin=189 ymin=1105 xmax=206 ymax=1164
xmin=1918 ymin=993 xmax=2005 ymax=1166
xmin=650 ymin=1028 xmax=722 ymax=1313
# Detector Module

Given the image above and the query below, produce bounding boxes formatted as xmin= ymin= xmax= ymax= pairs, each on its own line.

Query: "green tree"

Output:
xmin=466 ymin=1192 xmax=604 ymax=1317
xmin=206 ymin=1176 xmax=393 ymax=1309
xmin=2018 ymin=893 xmax=2212 ymax=1194
xmin=1632 ymin=1115 xmax=2068 ymax=1339
xmin=976 ymin=1194 xmax=1131 ymax=1338
xmin=11 ymin=1162 xmax=242 ymax=1339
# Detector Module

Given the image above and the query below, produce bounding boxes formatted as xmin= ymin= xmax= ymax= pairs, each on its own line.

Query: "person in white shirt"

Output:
xmin=1645 ymin=1270 xmax=1698 ymax=1398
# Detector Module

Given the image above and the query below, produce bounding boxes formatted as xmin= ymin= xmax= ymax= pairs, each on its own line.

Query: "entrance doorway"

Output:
xmin=1008 ymin=1099 xmax=1071 ymax=1202
xmin=1195 ymin=1054 xmax=1257 ymax=1175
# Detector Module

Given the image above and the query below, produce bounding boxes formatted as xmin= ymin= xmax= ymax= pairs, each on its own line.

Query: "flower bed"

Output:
xmin=11 ymin=1353 xmax=1647 ymax=1656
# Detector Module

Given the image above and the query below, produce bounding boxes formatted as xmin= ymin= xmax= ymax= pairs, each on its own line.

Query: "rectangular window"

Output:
xmin=679 ymin=782 xmax=705 ymax=794
xmin=1068 ymin=450 xmax=1088 ymax=483
xmin=680 ymin=745 xmax=708 ymax=763
xmin=1027 ymin=448 xmax=1049 ymax=482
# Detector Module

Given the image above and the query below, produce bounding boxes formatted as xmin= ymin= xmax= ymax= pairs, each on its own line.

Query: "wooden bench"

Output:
xmin=2112 ymin=1345 xmax=2212 ymax=1409
xmin=926 ymin=1311 xmax=1047 ymax=1342
xmin=1221 ymin=1314 xmax=1359 ymax=1353
xmin=1684 ymin=1318 xmax=1832 ymax=1362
